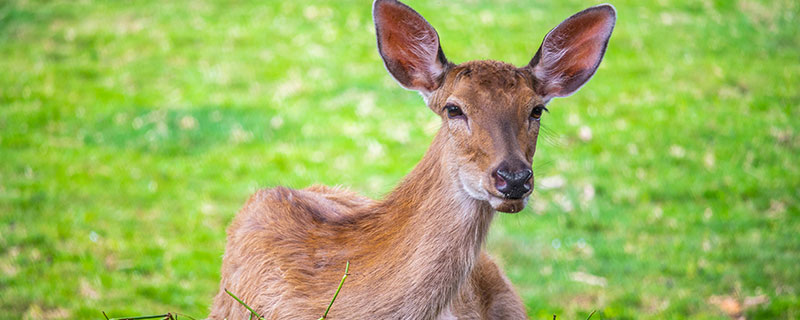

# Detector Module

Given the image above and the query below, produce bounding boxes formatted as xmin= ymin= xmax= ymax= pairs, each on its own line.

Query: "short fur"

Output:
xmin=209 ymin=1 xmax=615 ymax=319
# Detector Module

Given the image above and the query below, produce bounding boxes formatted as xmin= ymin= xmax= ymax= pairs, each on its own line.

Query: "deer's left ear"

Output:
xmin=525 ymin=4 xmax=616 ymax=101
xmin=373 ymin=0 xmax=448 ymax=96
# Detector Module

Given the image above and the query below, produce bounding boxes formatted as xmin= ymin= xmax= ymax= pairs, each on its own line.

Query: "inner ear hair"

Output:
xmin=526 ymin=4 xmax=616 ymax=100
xmin=373 ymin=0 xmax=449 ymax=95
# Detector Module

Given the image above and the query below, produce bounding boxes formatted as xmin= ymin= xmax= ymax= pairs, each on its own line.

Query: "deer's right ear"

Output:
xmin=373 ymin=0 xmax=448 ymax=96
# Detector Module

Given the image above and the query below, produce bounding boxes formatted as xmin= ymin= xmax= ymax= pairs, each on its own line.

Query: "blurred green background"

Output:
xmin=1 ymin=0 xmax=798 ymax=319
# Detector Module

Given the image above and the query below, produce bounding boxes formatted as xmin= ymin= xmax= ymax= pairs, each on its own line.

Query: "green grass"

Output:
xmin=1 ymin=0 xmax=799 ymax=319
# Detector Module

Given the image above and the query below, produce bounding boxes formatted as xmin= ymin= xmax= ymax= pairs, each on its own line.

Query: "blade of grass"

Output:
xmin=105 ymin=314 xmax=173 ymax=320
xmin=224 ymin=288 xmax=264 ymax=320
xmin=174 ymin=313 xmax=197 ymax=320
xmin=318 ymin=261 xmax=350 ymax=320
xmin=102 ymin=311 xmax=195 ymax=320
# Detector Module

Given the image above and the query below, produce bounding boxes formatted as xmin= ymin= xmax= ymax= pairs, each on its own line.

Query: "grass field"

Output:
xmin=1 ymin=0 xmax=799 ymax=319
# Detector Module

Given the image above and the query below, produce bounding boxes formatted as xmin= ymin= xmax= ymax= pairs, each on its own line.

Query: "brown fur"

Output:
xmin=210 ymin=131 xmax=522 ymax=319
xmin=209 ymin=1 xmax=615 ymax=319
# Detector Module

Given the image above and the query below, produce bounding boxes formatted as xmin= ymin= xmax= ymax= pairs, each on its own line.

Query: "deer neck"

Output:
xmin=383 ymin=131 xmax=495 ymax=246
xmin=373 ymin=129 xmax=496 ymax=318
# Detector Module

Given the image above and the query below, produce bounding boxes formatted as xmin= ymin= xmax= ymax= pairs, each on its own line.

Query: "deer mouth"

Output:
xmin=488 ymin=194 xmax=529 ymax=213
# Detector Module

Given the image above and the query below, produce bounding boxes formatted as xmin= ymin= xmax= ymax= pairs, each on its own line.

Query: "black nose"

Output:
xmin=493 ymin=166 xmax=532 ymax=199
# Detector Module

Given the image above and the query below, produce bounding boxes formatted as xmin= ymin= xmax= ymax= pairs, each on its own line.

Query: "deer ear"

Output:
xmin=373 ymin=0 xmax=448 ymax=96
xmin=526 ymin=4 xmax=616 ymax=100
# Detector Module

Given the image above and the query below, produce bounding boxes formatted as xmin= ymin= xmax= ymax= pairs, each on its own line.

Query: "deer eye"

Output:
xmin=530 ymin=104 xmax=548 ymax=121
xmin=444 ymin=103 xmax=465 ymax=119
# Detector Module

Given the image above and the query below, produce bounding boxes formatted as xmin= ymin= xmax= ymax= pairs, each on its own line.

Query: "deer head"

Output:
xmin=373 ymin=0 xmax=616 ymax=213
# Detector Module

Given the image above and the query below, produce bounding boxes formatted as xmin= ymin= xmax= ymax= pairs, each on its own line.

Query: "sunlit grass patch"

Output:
xmin=1 ymin=0 xmax=799 ymax=319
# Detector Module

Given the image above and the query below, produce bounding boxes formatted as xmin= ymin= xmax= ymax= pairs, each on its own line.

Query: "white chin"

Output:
xmin=488 ymin=196 xmax=506 ymax=208
xmin=489 ymin=196 xmax=528 ymax=213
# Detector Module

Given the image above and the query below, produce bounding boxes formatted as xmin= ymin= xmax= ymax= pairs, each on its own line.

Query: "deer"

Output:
xmin=209 ymin=0 xmax=615 ymax=319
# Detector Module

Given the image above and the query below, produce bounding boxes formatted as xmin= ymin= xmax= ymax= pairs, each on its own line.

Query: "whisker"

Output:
xmin=538 ymin=123 xmax=564 ymax=148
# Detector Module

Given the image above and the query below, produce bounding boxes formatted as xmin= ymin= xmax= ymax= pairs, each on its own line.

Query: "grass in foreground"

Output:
xmin=104 ymin=261 xmax=349 ymax=320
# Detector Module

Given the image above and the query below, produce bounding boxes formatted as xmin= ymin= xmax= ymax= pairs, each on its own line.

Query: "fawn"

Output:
xmin=210 ymin=0 xmax=615 ymax=319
